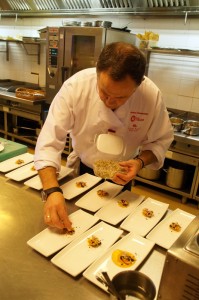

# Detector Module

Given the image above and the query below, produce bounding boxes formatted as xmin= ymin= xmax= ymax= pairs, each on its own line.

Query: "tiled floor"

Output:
xmin=132 ymin=181 xmax=199 ymax=216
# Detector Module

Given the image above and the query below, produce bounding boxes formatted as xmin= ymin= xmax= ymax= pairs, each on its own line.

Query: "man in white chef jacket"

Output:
xmin=34 ymin=42 xmax=173 ymax=231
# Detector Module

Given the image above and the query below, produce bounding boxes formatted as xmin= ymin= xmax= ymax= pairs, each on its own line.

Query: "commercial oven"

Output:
xmin=45 ymin=26 xmax=135 ymax=103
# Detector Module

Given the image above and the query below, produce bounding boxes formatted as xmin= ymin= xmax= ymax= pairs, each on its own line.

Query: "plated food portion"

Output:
xmin=24 ymin=166 xmax=73 ymax=190
xmin=146 ymin=208 xmax=195 ymax=249
xmin=27 ymin=209 xmax=99 ymax=257
xmin=51 ymin=221 xmax=123 ymax=277
xmin=83 ymin=232 xmax=155 ymax=292
xmin=95 ymin=190 xmax=145 ymax=225
xmin=5 ymin=162 xmax=37 ymax=181
xmin=120 ymin=197 xmax=169 ymax=236
xmin=60 ymin=173 xmax=102 ymax=200
xmin=0 ymin=152 xmax=34 ymax=173
xmin=75 ymin=181 xmax=123 ymax=212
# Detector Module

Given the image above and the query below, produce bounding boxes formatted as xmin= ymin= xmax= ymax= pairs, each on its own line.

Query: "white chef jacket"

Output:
xmin=34 ymin=68 xmax=173 ymax=173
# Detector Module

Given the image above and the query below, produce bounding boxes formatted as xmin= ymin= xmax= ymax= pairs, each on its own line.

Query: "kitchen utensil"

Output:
xmin=138 ymin=167 xmax=161 ymax=180
xmin=80 ymin=21 xmax=92 ymax=27
xmin=101 ymin=271 xmax=124 ymax=300
xmin=158 ymin=215 xmax=199 ymax=300
xmin=110 ymin=271 xmax=156 ymax=300
xmin=182 ymin=120 xmax=199 ymax=136
xmin=93 ymin=20 xmax=112 ymax=28
xmin=170 ymin=117 xmax=184 ymax=132
xmin=165 ymin=166 xmax=186 ymax=189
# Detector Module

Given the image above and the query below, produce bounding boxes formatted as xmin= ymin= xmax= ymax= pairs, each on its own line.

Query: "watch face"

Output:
xmin=41 ymin=187 xmax=63 ymax=202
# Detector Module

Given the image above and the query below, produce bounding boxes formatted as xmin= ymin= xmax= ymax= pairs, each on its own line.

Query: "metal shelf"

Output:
xmin=134 ymin=150 xmax=199 ymax=205
xmin=0 ymin=39 xmax=42 ymax=64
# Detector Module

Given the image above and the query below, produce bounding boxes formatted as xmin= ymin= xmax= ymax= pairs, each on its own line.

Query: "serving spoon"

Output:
xmin=101 ymin=271 xmax=124 ymax=300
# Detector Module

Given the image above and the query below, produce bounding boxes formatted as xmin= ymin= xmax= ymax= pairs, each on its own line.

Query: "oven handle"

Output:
xmin=62 ymin=67 xmax=71 ymax=83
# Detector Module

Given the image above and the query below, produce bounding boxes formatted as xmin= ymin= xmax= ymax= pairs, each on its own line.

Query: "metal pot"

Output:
xmin=138 ymin=167 xmax=160 ymax=180
xmin=170 ymin=117 xmax=184 ymax=132
xmin=165 ymin=166 xmax=186 ymax=189
xmin=92 ymin=20 xmax=112 ymax=28
xmin=110 ymin=271 xmax=156 ymax=300
xmin=182 ymin=120 xmax=199 ymax=136
xmin=80 ymin=21 xmax=92 ymax=27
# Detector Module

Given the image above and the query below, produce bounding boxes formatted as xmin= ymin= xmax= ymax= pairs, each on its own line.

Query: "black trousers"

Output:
xmin=79 ymin=161 xmax=132 ymax=191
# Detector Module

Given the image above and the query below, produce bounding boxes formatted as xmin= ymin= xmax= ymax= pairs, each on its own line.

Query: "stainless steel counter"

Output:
xmin=0 ymin=173 xmax=166 ymax=300
xmin=0 ymin=90 xmax=46 ymax=106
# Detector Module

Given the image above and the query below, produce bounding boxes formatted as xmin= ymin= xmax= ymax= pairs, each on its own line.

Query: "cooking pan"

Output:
xmin=92 ymin=20 xmax=112 ymax=28
xmin=138 ymin=167 xmax=160 ymax=180
xmin=182 ymin=120 xmax=199 ymax=136
xmin=170 ymin=117 xmax=184 ymax=132
xmin=164 ymin=166 xmax=186 ymax=189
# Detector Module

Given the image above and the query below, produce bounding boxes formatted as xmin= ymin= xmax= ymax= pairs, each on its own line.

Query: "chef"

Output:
xmin=34 ymin=42 xmax=173 ymax=231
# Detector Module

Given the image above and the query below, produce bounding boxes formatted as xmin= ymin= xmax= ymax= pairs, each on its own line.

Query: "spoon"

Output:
xmin=101 ymin=271 xmax=124 ymax=300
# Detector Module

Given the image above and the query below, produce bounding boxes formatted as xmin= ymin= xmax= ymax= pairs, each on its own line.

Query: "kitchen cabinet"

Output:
xmin=0 ymin=96 xmax=44 ymax=146
xmin=0 ymin=94 xmax=72 ymax=155
xmin=134 ymin=150 xmax=199 ymax=207
xmin=193 ymin=169 xmax=199 ymax=202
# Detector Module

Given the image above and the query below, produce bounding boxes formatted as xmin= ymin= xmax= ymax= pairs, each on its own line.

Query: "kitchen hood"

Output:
xmin=0 ymin=0 xmax=199 ymax=17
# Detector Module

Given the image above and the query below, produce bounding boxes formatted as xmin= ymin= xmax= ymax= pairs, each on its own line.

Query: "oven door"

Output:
xmin=63 ymin=26 xmax=105 ymax=81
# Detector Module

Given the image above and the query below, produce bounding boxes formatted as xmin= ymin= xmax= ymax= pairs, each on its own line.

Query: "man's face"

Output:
xmin=97 ymin=71 xmax=138 ymax=110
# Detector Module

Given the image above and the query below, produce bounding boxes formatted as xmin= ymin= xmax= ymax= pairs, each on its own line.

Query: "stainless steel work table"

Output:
xmin=0 ymin=173 xmax=166 ymax=300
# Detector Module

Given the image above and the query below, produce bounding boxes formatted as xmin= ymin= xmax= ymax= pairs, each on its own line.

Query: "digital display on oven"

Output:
xmin=49 ymin=48 xmax=58 ymax=67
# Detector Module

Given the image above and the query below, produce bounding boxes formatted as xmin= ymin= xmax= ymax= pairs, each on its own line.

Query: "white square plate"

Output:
xmin=0 ymin=143 xmax=4 ymax=152
xmin=83 ymin=232 xmax=155 ymax=292
xmin=51 ymin=221 xmax=123 ymax=277
xmin=75 ymin=181 xmax=123 ymax=212
xmin=95 ymin=190 xmax=145 ymax=225
xmin=5 ymin=162 xmax=37 ymax=181
xmin=24 ymin=166 xmax=73 ymax=190
xmin=146 ymin=208 xmax=195 ymax=249
xmin=0 ymin=153 xmax=33 ymax=173
xmin=120 ymin=197 xmax=169 ymax=236
xmin=60 ymin=173 xmax=102 ymax=200
xmin=27 ymin=209 xmax=99 ymax=257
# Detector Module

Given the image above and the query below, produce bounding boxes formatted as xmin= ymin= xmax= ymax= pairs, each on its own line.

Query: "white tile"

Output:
xmin=176 ymin=96 xmax=193 ymax=111
xmin=163 ymin=94 xmax=178 ymax=109
xmin=193 ymin=81 xmax=199 ymax=98
xmin=178 ymin=79 xmax=196 ymax=97
xmin=191 ymin=98 xmax=199 ymax=113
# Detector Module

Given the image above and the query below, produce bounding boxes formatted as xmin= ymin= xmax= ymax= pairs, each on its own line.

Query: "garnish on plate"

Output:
xmin=87 ymin=235 xmax=101 ymax=248
xmin=76 ymin=181 xmax=87 ymax=188
xmin=63 ymin=227 xmax=75 ymax=235
xmin=118 ymin=199 xmax=129 ymax=207
xmin=97 ymin=190 xmax=109 ymax=197
xmin=169 ymin=222 xmax=181 ymax=232
xmin=142 ymin=208 xmax=154 ymax=218
xmin=15 ymin=159 xmax=24 ymax=165
xmin=112 ymin=249 xmax=137 ymax=268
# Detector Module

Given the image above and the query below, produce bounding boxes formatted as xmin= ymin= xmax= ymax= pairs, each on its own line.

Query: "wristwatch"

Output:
xmin=41 ymin=187 xmax=63 ymax=202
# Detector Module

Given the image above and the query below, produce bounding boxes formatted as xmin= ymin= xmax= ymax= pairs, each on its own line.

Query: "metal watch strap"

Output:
xmin=41 ymin=187 xmax=63 ymax=202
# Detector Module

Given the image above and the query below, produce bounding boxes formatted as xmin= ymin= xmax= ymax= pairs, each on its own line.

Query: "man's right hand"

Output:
xmin=44 ymin=192 xmax=72 ymax=230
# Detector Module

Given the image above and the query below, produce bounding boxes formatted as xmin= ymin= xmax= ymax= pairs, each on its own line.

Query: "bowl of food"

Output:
xmin=93 ymin=159 xmax=127 ymax=179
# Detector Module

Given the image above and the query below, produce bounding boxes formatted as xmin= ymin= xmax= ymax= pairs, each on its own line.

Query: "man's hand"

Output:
xmin=44 ymin=192 xmax=72 ymax=230
xmin=112 ymin=159 xmax=141 ymax=185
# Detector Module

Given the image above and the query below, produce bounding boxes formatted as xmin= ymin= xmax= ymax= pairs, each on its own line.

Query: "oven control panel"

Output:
xmin=47 ymin=27 xmax=59 ymax=78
